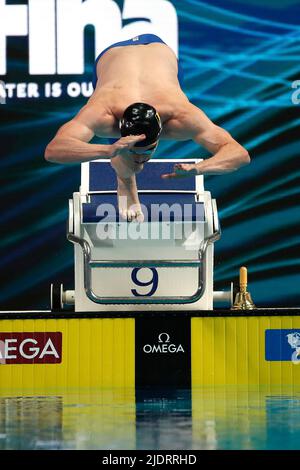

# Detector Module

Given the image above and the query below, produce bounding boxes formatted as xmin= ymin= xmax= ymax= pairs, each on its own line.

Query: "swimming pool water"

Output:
xmin=1 ymin=388 xmax=300 ymax=450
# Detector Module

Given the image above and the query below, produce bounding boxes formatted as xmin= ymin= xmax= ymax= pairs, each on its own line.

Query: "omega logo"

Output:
xmin=143 ymin=332 xmax=184 ymax=354
xmin=158 ymin=332 xmax=170 ymax=343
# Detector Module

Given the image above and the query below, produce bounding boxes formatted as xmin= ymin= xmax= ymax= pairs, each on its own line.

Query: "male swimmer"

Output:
xmin=45 ymin=34 xmax=250 ymax=221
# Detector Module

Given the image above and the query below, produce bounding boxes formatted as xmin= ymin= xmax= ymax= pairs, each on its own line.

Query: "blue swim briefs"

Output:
xmin=92 ymin=34 xmax=184 ymax=89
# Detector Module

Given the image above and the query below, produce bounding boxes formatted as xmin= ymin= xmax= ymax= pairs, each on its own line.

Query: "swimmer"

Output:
xmin=45 ymin=34 xmax=250 ymax=222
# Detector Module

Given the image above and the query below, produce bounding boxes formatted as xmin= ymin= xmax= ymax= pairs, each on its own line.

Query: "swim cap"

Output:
xmin=119 ymin=103 xmax=162 ymax=147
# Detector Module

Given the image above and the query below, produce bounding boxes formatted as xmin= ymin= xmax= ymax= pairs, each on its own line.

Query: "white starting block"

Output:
xmin=53 ymin=159 xmax=232 ymax=312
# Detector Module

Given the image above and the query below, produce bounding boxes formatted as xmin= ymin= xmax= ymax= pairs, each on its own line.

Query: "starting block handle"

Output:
xmin=89 ymin=260 xmax=202 ymax=268
xmin=67 ymin=228 xmax=219 ymax=305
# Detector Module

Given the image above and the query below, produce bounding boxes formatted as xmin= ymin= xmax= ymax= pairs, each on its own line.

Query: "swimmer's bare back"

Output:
xmin=91 ymin=42 xmax=184 ymax=118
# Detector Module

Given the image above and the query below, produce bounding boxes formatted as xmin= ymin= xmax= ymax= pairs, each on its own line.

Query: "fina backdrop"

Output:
xmin=0 ymin=0 xmax=299 ymax=309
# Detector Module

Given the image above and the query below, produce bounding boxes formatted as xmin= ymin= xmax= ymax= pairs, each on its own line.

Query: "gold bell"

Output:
xmin=231 ymin=266 xmax=256 ymax=310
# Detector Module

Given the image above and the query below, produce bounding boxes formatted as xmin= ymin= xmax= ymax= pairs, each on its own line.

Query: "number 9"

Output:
xmin=131 ymin=268 xmax=159 ymax=297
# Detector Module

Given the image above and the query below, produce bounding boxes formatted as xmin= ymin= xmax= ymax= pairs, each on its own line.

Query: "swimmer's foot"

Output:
xmin=117 ymin=178 xmax=144 ymax=223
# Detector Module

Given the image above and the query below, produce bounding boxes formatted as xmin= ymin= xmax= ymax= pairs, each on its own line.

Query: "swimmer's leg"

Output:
xmin=117 ymin=175 xmax=144 ymax=223
xmin=111 ymin=155 xmax=144 ymax=222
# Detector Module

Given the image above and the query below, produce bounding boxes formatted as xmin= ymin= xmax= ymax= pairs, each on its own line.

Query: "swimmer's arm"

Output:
xmin=45 ymin=119 xmax=146 ymax=164
xmin=162 ymin=106 xmax=250 ymax=178
xmin=44 ymin=117 xmax=111 ymax=164
xmin=192 ymin=117 xmax=250 ymax=175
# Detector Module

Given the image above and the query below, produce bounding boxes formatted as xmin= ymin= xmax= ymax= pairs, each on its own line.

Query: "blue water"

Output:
xmin=1 ymin=388 xmax=300 ymax=450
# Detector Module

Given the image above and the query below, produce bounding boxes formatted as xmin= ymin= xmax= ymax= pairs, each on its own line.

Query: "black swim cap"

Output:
xmin=119 ymin=103 xmax=162 ymax=147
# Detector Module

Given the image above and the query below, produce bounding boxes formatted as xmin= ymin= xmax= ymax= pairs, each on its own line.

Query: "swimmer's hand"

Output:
xmin=161 ymin=163 xmax=198 ymax=179
xmin=110 ymin=135 xmax=146 ymax=157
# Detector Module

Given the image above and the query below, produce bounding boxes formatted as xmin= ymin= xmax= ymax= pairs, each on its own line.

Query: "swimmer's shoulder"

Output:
xmin=160 ymin=99 xmax=196 ymax=140
xmin=75 ymin=100 xmax=117 ymax=137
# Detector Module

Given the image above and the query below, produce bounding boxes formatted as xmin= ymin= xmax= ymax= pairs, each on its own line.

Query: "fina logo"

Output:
xmin=143 ymin=332 xmax=185 ymax=354
xmin=0 ymin=0 xmax=178 ymax=75
xmin=287 ymin=332 xmax=300 ymax=365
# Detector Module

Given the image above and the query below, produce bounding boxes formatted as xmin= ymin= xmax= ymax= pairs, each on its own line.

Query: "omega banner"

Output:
xmin=0 ymin=332 xmax=62 ymax=364
xmin=135 ymin=317 xmax=191 ymax=388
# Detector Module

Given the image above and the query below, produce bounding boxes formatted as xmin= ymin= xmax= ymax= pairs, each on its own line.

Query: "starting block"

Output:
xmin=53 ymin=159 xmax=232 ymax=312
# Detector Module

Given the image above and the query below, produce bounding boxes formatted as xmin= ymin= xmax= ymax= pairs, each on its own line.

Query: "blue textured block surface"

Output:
xmin=88 ymin=162 xmax=196 ymax=192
